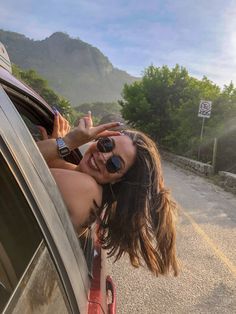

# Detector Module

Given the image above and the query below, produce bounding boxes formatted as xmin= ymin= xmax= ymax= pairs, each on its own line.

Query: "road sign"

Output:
xmin=198 ymin=100 xmax=212 ymax=118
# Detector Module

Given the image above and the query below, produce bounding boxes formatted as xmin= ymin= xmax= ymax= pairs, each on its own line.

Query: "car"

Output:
xmin=0 ymin=42 xmax=116 ymax=314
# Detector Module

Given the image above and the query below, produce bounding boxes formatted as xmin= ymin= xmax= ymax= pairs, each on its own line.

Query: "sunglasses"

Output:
xmin=97 ymin=137 xmax=122 ymax=173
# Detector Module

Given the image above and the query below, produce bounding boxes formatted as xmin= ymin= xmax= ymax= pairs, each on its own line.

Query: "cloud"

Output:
xmin=0 ymin=0 xmax=235 ymax=87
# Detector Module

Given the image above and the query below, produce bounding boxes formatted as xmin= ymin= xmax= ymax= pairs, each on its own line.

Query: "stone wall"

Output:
xmin=161 ymin=151 xmax=214 ymax=176
xmin=218 ymin=171 xmax=236 ymax=193
xmin=161 ymin=151 xmax=236 ymax=192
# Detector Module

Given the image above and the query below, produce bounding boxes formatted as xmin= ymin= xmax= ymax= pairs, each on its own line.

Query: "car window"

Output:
xmin=5 ymin=242 xmax=70 ymax=314
xmin=4 ymin=86 xmax=83 ymax=166
xmin=4 ymin=88 xmax=53 ymax=142
xmin=0 ymin=152 xmax=71 ymax=313
xmin=0 ymin=152 xmax=42 ymax=311
xmin=2 ymin=85 xmax=95 ymax=273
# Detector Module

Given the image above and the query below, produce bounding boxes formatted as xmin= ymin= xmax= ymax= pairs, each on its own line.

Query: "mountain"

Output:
xmin=0 ymin=30 xmax=138 ymax=105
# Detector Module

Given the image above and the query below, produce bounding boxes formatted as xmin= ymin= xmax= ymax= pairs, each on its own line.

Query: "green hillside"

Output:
xmin=0 ymin=30 xmax=138 ymax=106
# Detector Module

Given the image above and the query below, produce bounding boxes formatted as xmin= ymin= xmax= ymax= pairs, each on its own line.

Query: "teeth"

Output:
xmin=91 ymin=156 xmax=98 ymax=170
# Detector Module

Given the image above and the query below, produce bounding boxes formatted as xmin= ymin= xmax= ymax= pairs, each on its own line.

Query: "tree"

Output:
xmin=166 ymin=76 xmax=221 ymax=155
xmin=12 ymin=64 xmax=76 ymax=122
xmin=121 ymin=65 xmax=221 ymax=155
xmin=121 ymin=64 xmax=192 ymax=142
xmin=120 ymin=64 xmax=236 ymax=172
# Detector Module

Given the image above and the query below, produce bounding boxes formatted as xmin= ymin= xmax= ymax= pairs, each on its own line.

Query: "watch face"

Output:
xmin=56 ymin=138 xmax=70 ymax=157
xmin=60 ymin=147 xmax=70 ymax=156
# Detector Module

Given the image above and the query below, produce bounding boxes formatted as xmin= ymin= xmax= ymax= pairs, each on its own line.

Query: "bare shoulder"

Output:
xmin=71 ymin=170 xmax=102 ymax=204
xmin=50 ymin=168 xmax=102 ymax=227
xmin=51 ymin=168 xmax=102 ymax=204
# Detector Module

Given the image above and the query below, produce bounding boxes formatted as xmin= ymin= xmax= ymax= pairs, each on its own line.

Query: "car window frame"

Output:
xmin=1 ymin=80 xmax=94 ymax=269
xmin=4 ymin=241 xmax=71 ymax=313
xmin=0 ymin=84 xmax=90 ymax=313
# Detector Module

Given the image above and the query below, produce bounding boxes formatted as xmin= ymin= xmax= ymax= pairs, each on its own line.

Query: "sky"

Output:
xmin=1 ymin=0 xmax=236 ymax=87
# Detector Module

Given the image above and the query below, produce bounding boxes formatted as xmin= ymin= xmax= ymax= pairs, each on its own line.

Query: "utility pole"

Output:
xmin=197 ymin=117 xmax=205 ymax=160
xmin=212 ymin=137 xmax=218 ymax=174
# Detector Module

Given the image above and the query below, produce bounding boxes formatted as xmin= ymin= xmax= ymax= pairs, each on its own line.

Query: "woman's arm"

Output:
xmin=37 ymin=112 xmax=121 ymax=165
xmin=51 ymin=168 xmax=102 ymax=230
xmin=37 ymin=110 xmax=73 ymax=167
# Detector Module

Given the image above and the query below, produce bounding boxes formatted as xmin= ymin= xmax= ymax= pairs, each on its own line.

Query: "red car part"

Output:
xmin=88 ymin=245 xmax=116 ymax=314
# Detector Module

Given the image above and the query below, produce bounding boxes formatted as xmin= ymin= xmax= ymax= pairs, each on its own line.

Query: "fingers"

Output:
xmin=66 ymin=120 xmax=71 ymax=133
xmin=63 ymin=115 xmax=122 ymax=149
xmin=58 ymin=112 xmax=65 ymax=133
xmin=92 ymin=122 xmax=122 ymax=136
xmin=84 ymin=111 xmax=93 ymax=128
xmin=77 ymin=117 xmax=86 ymax=128
xmin=60 ymin=114 xmax=71 ymax=136
xmin=37 ymin=126 xmax=49 ymax=140
xmin=76 ymin=111 xmax=93 ymax=129
xmin=51 ymin=111 xmax=59 ymax=138
xmin=97 ymin=130 xmax=121 ymax=138
xmin=51 ymin=109 xmax=71 ymax=138
xmin=88 ymin=111 xmax=93 ymax=127
xmin=53 ymin=110 xmax=60 ymax=132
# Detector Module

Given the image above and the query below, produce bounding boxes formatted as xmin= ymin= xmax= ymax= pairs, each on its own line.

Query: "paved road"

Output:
xmin=107 ymin=161 xmax=236 ymax=314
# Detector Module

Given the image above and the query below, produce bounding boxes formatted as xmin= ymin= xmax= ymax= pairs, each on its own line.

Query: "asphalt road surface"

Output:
xmin=107 ymin=160 xmax=236 ymax=314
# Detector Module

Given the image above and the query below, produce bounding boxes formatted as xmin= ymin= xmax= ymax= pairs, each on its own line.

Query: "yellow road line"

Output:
xmin=181 ymin=208 xmax=236 ymax=277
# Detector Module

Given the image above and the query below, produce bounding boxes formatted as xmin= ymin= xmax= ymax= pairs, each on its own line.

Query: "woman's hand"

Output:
xmin=64 ymin=111 xmax=121 ymax=150
xmin=37 ymin=111 xmax=122 ymax=165
xmin=38 ymin=109 xmax=71 ymax=140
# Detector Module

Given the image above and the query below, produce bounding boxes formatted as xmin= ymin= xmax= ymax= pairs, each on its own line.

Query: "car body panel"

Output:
xmin=0 ymin=43 xmax=12 ymax=73
xmin=0 ymin=85 xmax=88 ymax=313
xmin=0 ymin=42 xmax=116 ymax=313
xmin=0 ymin=67 xmax=51 ymax=110
xmin=6 ymin=242 xmax=70 ymax=314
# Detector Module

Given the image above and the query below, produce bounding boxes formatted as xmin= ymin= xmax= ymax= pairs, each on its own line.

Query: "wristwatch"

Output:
xmin=56 ymin=137 xmax=71 ymax=158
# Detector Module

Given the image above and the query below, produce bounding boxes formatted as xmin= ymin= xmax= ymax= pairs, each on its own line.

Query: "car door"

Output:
xmin=0 ymin=83 xmax=90 ymax=313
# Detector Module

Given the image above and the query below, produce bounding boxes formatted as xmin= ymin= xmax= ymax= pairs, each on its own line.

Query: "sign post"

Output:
xmin=197 ymin=100 xmax=212 ymax=160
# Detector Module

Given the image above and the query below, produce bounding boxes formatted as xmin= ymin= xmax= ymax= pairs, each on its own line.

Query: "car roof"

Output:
xmin=0 ymin=42 xmax=12 ymax=73
xmin=0 ymin=67 xmax=51 ymax=110
xmin=0 ymin=42 xmax=51 ymax=111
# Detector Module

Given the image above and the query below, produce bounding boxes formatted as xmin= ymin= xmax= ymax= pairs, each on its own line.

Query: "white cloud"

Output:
xmin=0 ymin=0 xmax=235 ymax=87
xmin=222 ymin=3 xmax=236 ymax=63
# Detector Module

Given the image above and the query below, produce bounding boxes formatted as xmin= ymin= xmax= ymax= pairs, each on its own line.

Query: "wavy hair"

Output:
xmin=97 ymin=130 xmax=179 ymax=276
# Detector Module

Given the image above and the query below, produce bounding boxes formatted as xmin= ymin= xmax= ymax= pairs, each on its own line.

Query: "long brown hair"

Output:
xmin=97 ymin=130 xmax=179 ymax=276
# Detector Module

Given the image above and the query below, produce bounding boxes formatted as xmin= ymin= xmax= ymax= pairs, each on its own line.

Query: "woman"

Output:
xmin=37 ymin=111 xmax=179 ymax=276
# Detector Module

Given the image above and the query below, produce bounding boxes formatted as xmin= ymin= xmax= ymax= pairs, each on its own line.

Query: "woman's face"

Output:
xmin=77 ymin=135 xmax=136 ymax=184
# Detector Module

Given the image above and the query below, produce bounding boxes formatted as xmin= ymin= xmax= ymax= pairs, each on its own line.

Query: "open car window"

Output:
xmin=0 ymin=152 xmax=42 ymax=311
xmin=2 ymin=85 xmax=53 ymax=141
xmin=0 ymin=152 xmax=70 ymax=313
xmin=1 ymin=83 xmax=95 ymax=274
xmin=0 ymin=84 xmax=91 ymax=313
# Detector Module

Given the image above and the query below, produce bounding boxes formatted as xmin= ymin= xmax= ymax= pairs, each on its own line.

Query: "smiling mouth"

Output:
xmin=88 ymin=154 xmax=99 ymax=171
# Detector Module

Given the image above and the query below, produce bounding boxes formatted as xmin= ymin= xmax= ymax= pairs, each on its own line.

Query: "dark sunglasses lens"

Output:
xmin=106 ymin=156 xmax=122 ymax=173
xmin=97 ymin=137 xmax=114 ymax=153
